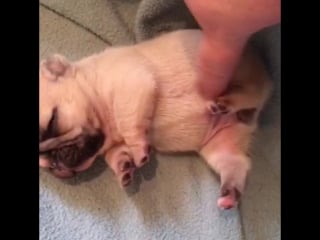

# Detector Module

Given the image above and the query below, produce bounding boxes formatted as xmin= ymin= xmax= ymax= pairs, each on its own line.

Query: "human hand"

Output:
xmin=184 ymin=0 xmax=280 ymax=99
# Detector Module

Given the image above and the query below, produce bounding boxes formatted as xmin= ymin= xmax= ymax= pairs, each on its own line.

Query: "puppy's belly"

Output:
xmin=150 ymin=95 xmax=211 ymax=152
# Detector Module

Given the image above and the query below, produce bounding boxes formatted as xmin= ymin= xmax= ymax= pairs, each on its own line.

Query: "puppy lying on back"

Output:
xmin=39 ymin=29 xmax=271 ymax=209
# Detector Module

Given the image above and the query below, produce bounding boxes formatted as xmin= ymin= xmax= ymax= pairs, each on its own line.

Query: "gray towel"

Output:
xmin=40 ymin=1 xmax=280 ymax=239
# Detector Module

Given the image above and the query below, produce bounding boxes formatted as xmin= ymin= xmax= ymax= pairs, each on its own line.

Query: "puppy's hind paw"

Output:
xmin=208 ymin=98 xmax=232 ymax=115
xmin=217 ymin=187 xmax=241 ymax=210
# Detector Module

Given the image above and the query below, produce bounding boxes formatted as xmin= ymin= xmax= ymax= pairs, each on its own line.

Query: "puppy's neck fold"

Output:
xmin=73 ymin=61 xmax=123 ymax=152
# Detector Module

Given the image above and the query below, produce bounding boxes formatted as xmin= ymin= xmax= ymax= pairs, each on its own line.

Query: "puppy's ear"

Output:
xmin=39 ymin=127 xmax=83 ymax=153
xmin=40 ymin=54 xmax=74 ymax=81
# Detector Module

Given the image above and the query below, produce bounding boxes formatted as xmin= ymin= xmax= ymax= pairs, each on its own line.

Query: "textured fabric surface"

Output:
xmin=40 ymin=0 xmax=135 ymax=45
xmin=40 ymin=5 xmax=108 ymax=60
xmin=39 ymin=1 xmax=280 ymax=239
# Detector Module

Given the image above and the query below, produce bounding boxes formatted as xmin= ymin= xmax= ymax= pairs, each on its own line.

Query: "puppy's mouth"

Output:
xmin=39 ymin=155 xmax=76 ymax=178
xmin=51 ymin=169 xmax=76 ymax=178
xmin=49 ymin=161 xmax=76 ymax=178
xmin=41 ymin=154 xmax=100 ymax=179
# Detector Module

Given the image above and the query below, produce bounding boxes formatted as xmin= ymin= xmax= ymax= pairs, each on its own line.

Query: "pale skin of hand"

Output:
xmin=184 ymin=0 xmax=281 ymax=99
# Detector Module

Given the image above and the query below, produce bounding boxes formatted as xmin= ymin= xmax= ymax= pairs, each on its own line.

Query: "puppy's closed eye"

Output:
xmin=42 ymin=107 xmax=59 ymax=141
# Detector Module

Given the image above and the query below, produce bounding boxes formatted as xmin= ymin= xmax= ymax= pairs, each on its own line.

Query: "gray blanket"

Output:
xmin=40 ymin=1 xmax=280 ymax=239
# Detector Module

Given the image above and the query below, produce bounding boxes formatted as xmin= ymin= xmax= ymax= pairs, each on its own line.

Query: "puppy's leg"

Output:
xmin=199 ymin=122 xmax=254 ymax=209
xmin=209 ymin=49 xmax=272 ymax=122
xmin=113 ymin=67 xmax=157 ymax=168
xmin=209 ymin=89 xmax=260 ymax=115
xmin=105 ymin=144 xmax=136 ymax=187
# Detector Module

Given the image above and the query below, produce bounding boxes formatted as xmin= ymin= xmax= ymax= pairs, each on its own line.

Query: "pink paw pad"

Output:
xmin=217 ymin=196 xmax=237 ymax=209
xmin=217 ymin=189 xmax=240 ymax=210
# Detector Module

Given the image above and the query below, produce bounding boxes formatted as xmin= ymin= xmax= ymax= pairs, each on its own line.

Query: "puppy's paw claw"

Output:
xmin=131 ymin=144 xmax=152 ymax=168
xmin=119 ymin=168 xmax=135 ymax=188
xmin=121 ymin=172 xmax=132 ymax=187
xmin=120 ymin=160 xmax=134 ymax=172
xmin=209 ymin=98 xmax=231 ymax=115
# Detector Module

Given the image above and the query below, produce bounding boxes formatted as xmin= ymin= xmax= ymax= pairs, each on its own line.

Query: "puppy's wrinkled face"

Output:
xmin=39 ymin=55 xmax=105 ymax=178
xmin=40 ymin=54 xmax=89 ymax=133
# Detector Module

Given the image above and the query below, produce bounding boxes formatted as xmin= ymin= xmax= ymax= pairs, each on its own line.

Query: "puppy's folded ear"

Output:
xmin=39 ymin=127 xmax=83 ymax=153
xmin=40 ymin=54 xmax=74 ymax=81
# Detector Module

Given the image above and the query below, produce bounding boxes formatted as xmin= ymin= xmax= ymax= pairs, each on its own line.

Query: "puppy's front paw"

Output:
xmin=118 ymin=167 xmax=136 ymax=188
xmin=130 ymin=143 xmax=152 ymax=168
xmin=113 ymin=153 xmax=136 ymax=188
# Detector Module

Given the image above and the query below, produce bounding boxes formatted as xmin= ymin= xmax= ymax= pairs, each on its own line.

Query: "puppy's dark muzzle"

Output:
xmin=39 ymin=127 xmax=105 ymax=178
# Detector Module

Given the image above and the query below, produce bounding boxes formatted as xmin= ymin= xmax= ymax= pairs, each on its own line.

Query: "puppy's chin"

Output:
xmin=39 ymin=158 xmax=76 ymax=179
xmin=39 ymin=155 xmax=97 ymax=179
xmin=73 ymin=155 xmax=97 ymax=172
xmin=51 ymin=168 xmax=75 ymax=178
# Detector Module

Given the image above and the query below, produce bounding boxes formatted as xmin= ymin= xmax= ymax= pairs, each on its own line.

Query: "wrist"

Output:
xmin=204 ymin=24 xmax=250 ymax=50
xmin=196 ymin=33 xmax=248 ymax=98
